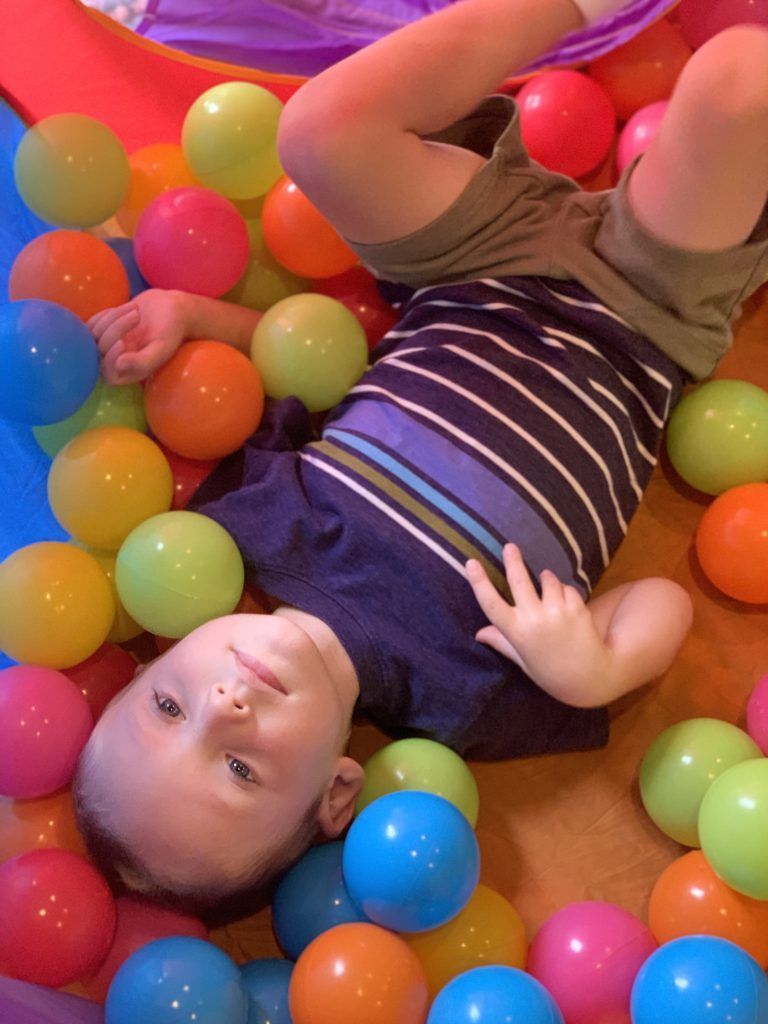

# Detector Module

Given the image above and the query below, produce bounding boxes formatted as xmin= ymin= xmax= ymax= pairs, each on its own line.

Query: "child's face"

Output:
xmin=87 ymin=613 xmax=359 ymax=890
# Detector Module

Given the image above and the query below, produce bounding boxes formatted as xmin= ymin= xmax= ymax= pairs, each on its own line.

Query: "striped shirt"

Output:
xmin=192 ymin=274 xmax=684 ymax=759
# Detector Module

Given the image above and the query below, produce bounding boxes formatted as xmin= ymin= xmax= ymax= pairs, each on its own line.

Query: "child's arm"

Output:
xmin=466 ymin=544 xmax=693 ymax=709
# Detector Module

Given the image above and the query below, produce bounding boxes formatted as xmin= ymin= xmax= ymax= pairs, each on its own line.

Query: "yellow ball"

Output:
xmin=82 ymin=548 xmax=144 ymax=644
xmin=0 ymin=542 xmax=115 ymax=668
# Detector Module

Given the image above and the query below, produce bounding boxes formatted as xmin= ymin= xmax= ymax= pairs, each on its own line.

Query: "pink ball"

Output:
xmin=616 ymin=101 xmax=668 ymax=175
xmin=134 ymin=186 xmax=249 ymax=298
xmin=528 ymin=900 xmax=658 ymax=1024
xmin=677 ymin=0 xmax=768 ymax=49
xmin=0 ymin=664 xmax=93 ymax=798
xmin=747 ymin=673 xmax=768 ymax=754
xmin=517 ymin=70 xmax=616 ymax=179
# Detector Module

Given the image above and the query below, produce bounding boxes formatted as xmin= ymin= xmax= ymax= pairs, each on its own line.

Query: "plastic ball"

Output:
xmin=48 ymin=426 xmax=173 ymax=550
xmin=84 ymin=548 xmax=145 ymax=643
xmin=0 ymin=788 xmax=87 ymax=862
xmin=288 ymin=922 xmax=429 ymax=1024
xmin=104 ymin=238 xmax=151 ymax=298
xmin=312 ymin=266 xmax=401 ymax=350
xmin=117 ymin=142 xmax=198 ymax=237
xmin=356 ymin=738 xmax=480 ymax=826
xmin=631 ymin=936 xmax=768 ymax=1024
xmin=639 ymin=718 xmax=761 ymax=846
xmin=13 ymin=113 xmax=130 ymax=228
xmin=698 ymin=758 xmax=768 ymax=901
xmin=405 ymin=885 xmax=527 ymax=1001
xmin=33 ymin=377 xmax=147 ymax=458
xmin=262 ymin=175 xmax=359 ymax=278
xmin=617 ymin=100 xmax=667 ymax=175
xmin=182 ymin=81 xmax=284 ymax=199
xmin=63 ymin=642 xmax=138 ymax=721
xmin=225 ymin=214 xmax=309 ymax=313
xmin=427 ymin=966 xmax=565 ymax=1024
xmin=105 ymin=937 xmax=248 ymax=1024
xmin=144 ymin=340 xmax=265 ymax=460
xmin=695 ymin=482 xmax=768 ymax=603
xmin=0 ymin=299 xmax=99 ymax=424
xmin=0 ymin=541 xmax=115 ymax=668
xmin=649 ymin=850 xmax=768 ymax=968
xmin=272 ymin=842 xmax=370 ymax=961
xmin=342 ymin=791 xmax=480 ymax=933
xmin=159 ymin=445 xmax=219 ymax=510
xmin=134 ymin=186 xmax=250 ymax=298
xmin=746 ymin=673 xmax=768 ymax=754
xmin=677 ymin=0 xmax=768 ymax=49
xmin=115 ymin=511 xmax=244 ymax=638
xmin=0 ymin=849 xmax=116 ymax=988
xmin=251 ymin=293 xmax=368 ymax=412
xmin=239 ymin=958 xmax=294 ymax=1024
xmin=517 ymin=70 xmax=616 ymax=179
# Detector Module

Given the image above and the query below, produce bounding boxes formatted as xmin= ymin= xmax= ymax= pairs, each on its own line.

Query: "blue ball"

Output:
xmin=0 ymin=299 xmax=98 ymax=424
xmin=105 ymin=237 xmax=150 ymax=298
xmin=239 ymin=958 xmax=293 ymax=1024
xmin=272 ymin=841 xmax=370 ymax=960
xmin=342 ymin=791 xmax=480 ymax=933
xmin=427 ymin=966 xmax=564 ymax=1024
xmin=105 ymin=937 xmax=249 ymax=1024
xmin=631 ymin=936 xmax=768 ymax=1024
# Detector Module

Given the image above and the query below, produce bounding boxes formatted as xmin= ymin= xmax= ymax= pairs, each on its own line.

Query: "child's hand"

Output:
xmin=88 ymin=289 xmax=190 ymax=385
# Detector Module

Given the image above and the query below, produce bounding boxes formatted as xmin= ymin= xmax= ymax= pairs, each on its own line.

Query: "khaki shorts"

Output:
xmin=342 ymin=95 xmax=768 ymax=381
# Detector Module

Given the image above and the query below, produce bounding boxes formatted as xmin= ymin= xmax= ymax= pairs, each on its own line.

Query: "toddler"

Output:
xmin=74 ymin=0 xmax=768 ymax=922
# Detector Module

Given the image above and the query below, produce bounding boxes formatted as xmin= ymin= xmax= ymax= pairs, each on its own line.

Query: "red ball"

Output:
xmin=517 ymin=70 xmax=617 ymax=179
xmin=159 ymin=444 xmax=220 ymax=510
xmin=0 ymin=849 xmax=116 ymax=987
xmin=63 ymin=642 xmax=138 ymax=721
xmin=312 ymin=267 xmax=399 ymax=350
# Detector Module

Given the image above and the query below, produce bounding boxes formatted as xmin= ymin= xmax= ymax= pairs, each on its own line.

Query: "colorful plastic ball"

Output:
xmin=527 ymin=900 xmax=656 ymax=1024
xmin=159 ymin=445 xmax=219 ymax=510
xmin=517 ymin=70 xmax=616 ymax=179
xmin=134 ymin=186 xmax=250 ymax=298
xmin=272 ymin=842 xmax=370 ymax=960
xmin=84 ymin=897 xmax=208 ymax=1003
xmin=84 ymin=548 xmax=145 ymax=643
xmin=115 ymin=511 xmax=244 ymax=638
xmin=251 ymin=293 xmax=368 ymax=412
xmin=312 ymin=266 xmax=400 ymax=350
xmin=746 ymin=673 xmax=768 ymax=755
xmin=289 ymin=923 xmax=429 ymax=1024
xmin=262 ymin=176 xmax=360 ymax=278
xmin=695 ymin=483 xmax=768 ymax=603
xmin=182 ymin=81 xmax=284 ymax=199
xmin=225 ymin=207 xmax=308 ymax=311
xmin=63 ymin=642 xmax=138 ymax=721
xmin=0 ymin=849 xmax=116 ymax=988
xmin=649 ymin=850 xmax=768 ymax=968
xmin=427 ymin=966 xmax=564 ymax=1024
xmin=145 ymin=340 xmax=265 ymax=460
xmin=0 ymin=299 xmax=99 ymax=424
xmin=356 ymin=738 xmax=480 ymax=826
xmin=677 ymin=0 xmax=768 ymax=49
xmin=239 ymin=958 xmax=294 ymax=1024
xmin=0 ymin=541 xmax=115 ymax=668
xmin=105 ymin=937 xmax=248 ymax=1024
xmin=33 ymin=377 xmax=147 ymax=458
xmin=342 ymin=791 xmax=480 ymax=933
xmin=631 ymin=936 xmax=768 ymax=1024
xmin=13 ymin=113 xmax=130 ymax=228
xmin=617 ymin=101 xmax=668 ymax=175
xmin=116 ymin=142 xmax=199 ymax=237
xmin=639 ymin=718 xmax=761 ymax=847
xmin=698 ymin=758 xmax=768 ymax=901
xmin=105 ymin=237 xmax=151 ymax=297
xmin=0 ymin=788 xmax=87 ymax=862
xmin=405 ymin=885 xmax=527 ymax=1001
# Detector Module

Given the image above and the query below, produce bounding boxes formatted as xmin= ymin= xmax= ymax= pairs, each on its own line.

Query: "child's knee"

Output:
xmin=685 ymin=25 xmax=768 ymax=119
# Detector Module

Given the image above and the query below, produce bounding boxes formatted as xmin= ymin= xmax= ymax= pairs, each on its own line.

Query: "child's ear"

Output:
xmin=317 ymin=756 xmax=365 ymax=838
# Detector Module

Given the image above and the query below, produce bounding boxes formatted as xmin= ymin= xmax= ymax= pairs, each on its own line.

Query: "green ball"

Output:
xmin=699 ymin=758 xmax=768 ymax=900
xmin=666 ymin=379 xmax=768 ymax=494
xmin=356 ymin=738 xmax=480 ymax=827
xmin=251 ymin=293 xmax=368 ymax=412
xmin=116 ymin=511 xmax=244 ymax=639
xmin=33 ymin=379 xmax=147 ymax=457
xmin=639 ymin=718 xmax=761 ymax=847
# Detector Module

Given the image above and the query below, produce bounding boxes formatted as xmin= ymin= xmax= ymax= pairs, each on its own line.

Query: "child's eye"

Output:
xmin=153 ymin=691 xmax=182 ymax=718
xmin=228 ymin=757 xmax=257 ymax=784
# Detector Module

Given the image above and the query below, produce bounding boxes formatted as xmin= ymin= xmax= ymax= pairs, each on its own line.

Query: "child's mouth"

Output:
xmin=233 ymin=649 xmax=287 ymax=695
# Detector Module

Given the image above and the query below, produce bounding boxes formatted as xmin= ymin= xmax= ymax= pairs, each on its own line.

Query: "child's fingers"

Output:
xmin=94 ymin=308 xmax=141 ymax=355
xmin=87 ymin=303 xmax=136 ymax=337
xmin=539 ymin=569 xmax=565 ymax=605
xmin=112 ymin=350 xmax=155 ymax=384
xmin=475 ymin=625 xmax=527 ymax=669
xmin=466 ymin=559 xmax=515 ymax=631
xmin=502 ymin=543 xmax=538 ymax=608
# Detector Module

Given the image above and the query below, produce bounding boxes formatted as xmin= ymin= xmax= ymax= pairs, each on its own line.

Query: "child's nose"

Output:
xmin=207 ymin=681 xmax=255 ymax=719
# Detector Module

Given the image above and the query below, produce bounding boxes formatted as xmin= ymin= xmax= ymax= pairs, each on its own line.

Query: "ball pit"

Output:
xmin=427 ymin=966 xmax=564 ymax=1024
xmin=116 ymin=142 xmax=199 ymax=237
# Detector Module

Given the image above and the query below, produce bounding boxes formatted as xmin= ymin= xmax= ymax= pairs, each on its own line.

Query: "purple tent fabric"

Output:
xmin=0 ymin=977 xmax=102 ymax=1024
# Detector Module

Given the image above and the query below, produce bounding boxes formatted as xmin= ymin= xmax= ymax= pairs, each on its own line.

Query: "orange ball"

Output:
xmin=650 ymin=850 xmax=768 ymax=968
xmin=8 ymin=230 xmax=130 ymax=322
xmin=589 ymin=18 xmax=692 ymax=121
xmin=116 ymin=143 xmax=198 ymax=237
xmin=144 ymin=340 xmax=265 ymax=460
xmin=262 ymin=175 xmax=359 ymax=279
xmin=695 ymin=482 xmax=768 ymax=603
xmin=0 ymin=789 xmax=88 ymax=863
xmin=289 ymin=923 xmax=429 ymax=1024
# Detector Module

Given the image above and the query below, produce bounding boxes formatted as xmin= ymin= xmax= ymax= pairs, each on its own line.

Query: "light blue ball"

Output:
xmin=631 ymin=935 xmax=768 ymax=1024
xmin=342 ymin=790 xmax=480 ymax=933
xmin=239 ymin=958 xmax=293 ymax=1024
xmin=427 ymin=966 xmax=564 ymax=1024
xmin=105 ymin=937 xmax=248 ymax=1024
xmin=272 ymin=841 xmax=369 ymax=960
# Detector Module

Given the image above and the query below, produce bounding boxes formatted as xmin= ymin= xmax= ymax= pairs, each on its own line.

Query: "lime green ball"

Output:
xmin=666 ymin=379 xmax=768 ymax=495
xmin=225 ymin=218 xmax=308 ymax=313
xmin=251 ymin=293 xmax=368 ymax=412
xmin=639 ymin=718 xmax=761 ymax=847
xmin=116 ymin=511 xmax=244 ymax=638
xmin=33 ymin=379 xmax=147 ymax=458
xmin=699 ymin=758 xmax=768 ymax=900
xmin=356 ymin=738 xmax=480 ymax=827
